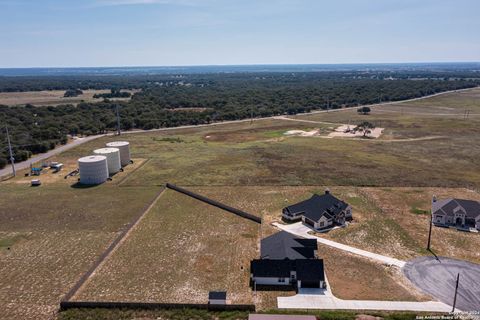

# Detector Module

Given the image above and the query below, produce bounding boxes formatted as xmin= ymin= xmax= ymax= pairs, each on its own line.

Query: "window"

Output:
xmin=279 ymin=278 xmax=285 ymax=283
xmin=320 ymin=221 xmax=324 ymax=227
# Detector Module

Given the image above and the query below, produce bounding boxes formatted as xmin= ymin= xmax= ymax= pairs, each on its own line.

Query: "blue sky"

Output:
xmin=0 ymin=0 xmax=479 ymax=67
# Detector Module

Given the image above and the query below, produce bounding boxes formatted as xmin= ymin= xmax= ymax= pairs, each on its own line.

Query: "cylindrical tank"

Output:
xmin=105 ymin=141 xmax=130 ymax=166
xmin=93 ymin=147 xmax=121 ymax=175
xmin=78 ymin=155 xmax=109 ymax=185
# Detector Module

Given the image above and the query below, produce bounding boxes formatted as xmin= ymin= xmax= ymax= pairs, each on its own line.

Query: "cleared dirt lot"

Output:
xmin=0 ymin=89 xmax=137 ymax=106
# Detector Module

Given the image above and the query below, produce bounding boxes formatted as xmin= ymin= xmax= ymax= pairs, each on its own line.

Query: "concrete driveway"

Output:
xmin=273 ymin=222 xmax=406 ymax=268
xmin=403 ymin=256 xmax=480 ymax=311
xmin=278 ymin=275 xmax=451 ymax=312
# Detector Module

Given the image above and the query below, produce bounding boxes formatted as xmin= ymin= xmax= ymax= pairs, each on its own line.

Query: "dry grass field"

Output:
xmin=0 ymin=183 xmax=160 ymax=319
xmin=185 ymin=186 xmax=436 ymax=305
xmin=0 ymin=89 xmax=138 ymax=106
xmin=74 ymin=189 xmax=260 ymax=304
xmin=60 ymin=88 xmax=479 ymax=189
xmin=1 ymin=88 xmax=480 ymax=318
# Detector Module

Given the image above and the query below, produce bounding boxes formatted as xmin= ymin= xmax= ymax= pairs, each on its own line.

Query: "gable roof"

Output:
xmin=296 ymin=259 xmax=325 ymax=282
xmin=251 ymin=259 xmax=294 ymax=278
xmin=284 ymin=193 xmax=348 ymax=222
xmin=251 ymin=259 xmax=325 ymax=282
xmin=261 ymin=231 xmax=317 ymax=260
xmin=433 ymin=198 xmax=480 ymax=219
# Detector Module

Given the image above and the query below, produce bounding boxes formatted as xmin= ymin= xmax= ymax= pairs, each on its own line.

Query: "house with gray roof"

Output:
xmin=432 ymin=196 xmax=480 ymax=231
xmin=250 ymin=231 xmax=326 ymax=290
xmin=282 ymin=190 xmax=352 ymax=230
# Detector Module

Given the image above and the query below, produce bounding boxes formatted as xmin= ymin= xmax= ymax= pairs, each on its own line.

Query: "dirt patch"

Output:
xmin=328 ymin=124 xmax=384 ymax=139
xmin=284 ymin=129 xmax=320 ymax=137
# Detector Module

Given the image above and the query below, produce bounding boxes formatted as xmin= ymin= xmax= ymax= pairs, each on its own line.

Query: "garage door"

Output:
xmin=300 ymin=280 xmax=319 ymax=288
xmin=304 ymin=218 xmax=315 ymax=228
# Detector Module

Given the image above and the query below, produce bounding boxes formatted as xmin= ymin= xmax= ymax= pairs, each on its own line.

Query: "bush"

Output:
xmin=0 ymin=157 xmax=7 ymax=169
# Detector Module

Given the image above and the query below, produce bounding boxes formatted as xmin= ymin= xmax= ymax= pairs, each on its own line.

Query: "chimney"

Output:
xmin=432 ymin=195 xmax=437 ymax=203
xmin=325 ymin=188 xmax=330 ymax=195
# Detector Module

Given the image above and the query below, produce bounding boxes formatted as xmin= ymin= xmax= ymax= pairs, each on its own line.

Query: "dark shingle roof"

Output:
xmin=433 ymin=198 xmax=480 ymax=219
xmin=251 ymin=259 xmax=294 ymax=277
xmin=251 ymin=259 xmax=325 ymax=282
xmin=296 ymin=259 xmax=325 ymax=282
xmin=261 ymin=231 xmax=317 ymax=260
xmin=284 ymin=193 xmax=348 ymax=222
xmin=209 ymin=291 xmax=226 ymax=300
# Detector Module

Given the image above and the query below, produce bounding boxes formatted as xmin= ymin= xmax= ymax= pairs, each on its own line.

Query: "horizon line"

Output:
xmin=1 ymin=61 xmax=479 ymax=70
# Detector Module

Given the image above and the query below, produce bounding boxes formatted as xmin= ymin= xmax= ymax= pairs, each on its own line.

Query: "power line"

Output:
xmin=5 ymin=126 xmax=16 ymax=177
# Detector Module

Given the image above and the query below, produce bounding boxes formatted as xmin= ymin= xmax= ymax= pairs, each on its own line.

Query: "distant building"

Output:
xmin=432 ymin=196 xmax=480 ymax=231
xmin=250 ymin=231 xmax=326 ymax=290
xmin=282 ymin=190 xmax=352 ymax=230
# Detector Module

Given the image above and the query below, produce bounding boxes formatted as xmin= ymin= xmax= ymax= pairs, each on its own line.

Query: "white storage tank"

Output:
xmin=78 ymin=155 xmax=109 ymax=185
xmin=105 ymin=141 xmax=131 ymax=166
xmin=93 ymin=147 xmax=121 ymax=175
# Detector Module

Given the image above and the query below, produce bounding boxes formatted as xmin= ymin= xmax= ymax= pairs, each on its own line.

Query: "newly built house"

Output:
xmin=432 ymin=197 xmax=480 ymax=231
xmin=250 ymin=231 xmax=326 ymax=289
xmin=282 ymin=190 xmax=352 ymax=230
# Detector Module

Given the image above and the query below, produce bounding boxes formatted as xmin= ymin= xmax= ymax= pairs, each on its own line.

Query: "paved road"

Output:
xmin=0 ymin=134 xmax=105 ymax=179
xmin=2 ymin=86 xmax=476 ymax=179
xmin=273 ymin=222 xmax=406 ymax=267
xmin=403 ymin=256 xmax=480 ymax=312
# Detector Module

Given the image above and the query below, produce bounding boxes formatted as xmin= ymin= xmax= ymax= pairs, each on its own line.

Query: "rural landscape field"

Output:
xmin=1 ymin=85 xmax=480 ymax=319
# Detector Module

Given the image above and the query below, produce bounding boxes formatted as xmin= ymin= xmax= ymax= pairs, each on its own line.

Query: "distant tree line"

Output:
xmin=1 ymin=71 xmax=479 ymax=169
xmin=93 ymin=89 xmax=131 ymax=99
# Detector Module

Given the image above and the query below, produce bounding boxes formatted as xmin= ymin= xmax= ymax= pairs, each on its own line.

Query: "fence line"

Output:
xmin=62 ymin=187 xmax=166 ymax=302
xmin=166 ymin=183 xmax=261 ymax=224
xmin=60 ymin=301 xmax=255 ymax=312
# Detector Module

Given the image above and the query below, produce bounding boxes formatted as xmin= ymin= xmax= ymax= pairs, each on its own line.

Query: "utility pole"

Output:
xmin=5 ymin=126 xmax=16 ymax=177
xmin=115 ymin=104 xmax=121 ymax=135
xmin=250 ymin=108 xmax=253 ymax=125
xmin=427 ymin=212 xmax=433 ymax=250
xmin=452 ymin=273 xmax=460 ymax=312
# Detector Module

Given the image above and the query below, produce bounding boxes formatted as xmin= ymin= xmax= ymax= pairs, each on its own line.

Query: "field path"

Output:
xmin=2 ymin=86 xmax=476 ymax=179
xmin=273 ymin=222 xmax=406 ymax=268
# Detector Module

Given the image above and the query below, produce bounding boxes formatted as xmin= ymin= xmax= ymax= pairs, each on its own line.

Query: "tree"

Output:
xmin=357 ymin=106 xmax=371 ymax=115
xmin=64 ymin=89 xmax=83 ymax=97
xmin=355 ymin=121 xmax=375 ymax=137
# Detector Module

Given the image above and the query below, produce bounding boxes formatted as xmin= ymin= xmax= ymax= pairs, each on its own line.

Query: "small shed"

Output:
xmin=208 ymin=291 xmax=227 ymax=305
